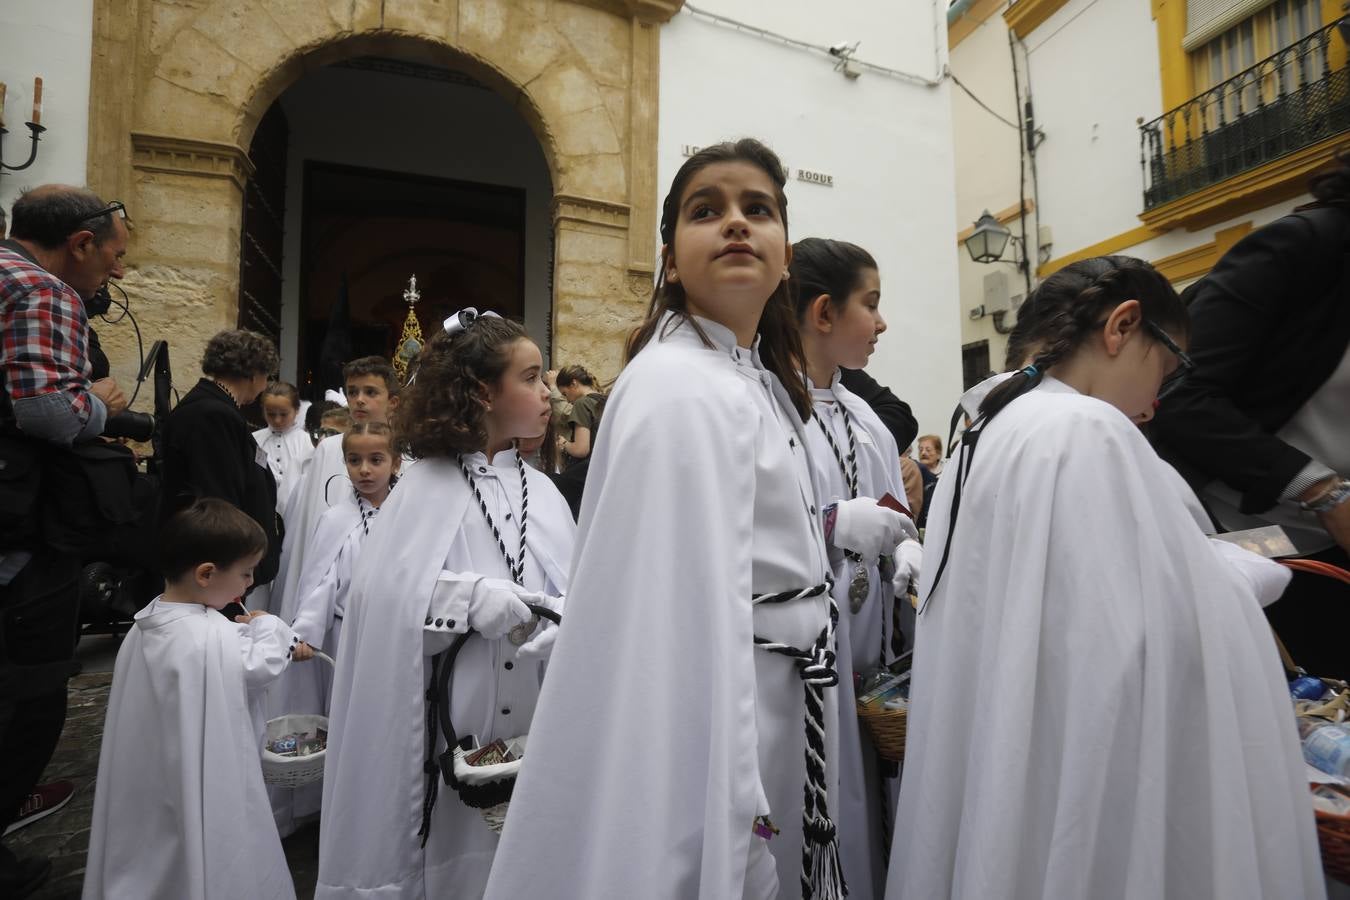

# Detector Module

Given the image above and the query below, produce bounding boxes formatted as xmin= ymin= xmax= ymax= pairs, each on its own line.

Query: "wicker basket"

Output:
xmin=857 ymin=701 xmax=907 ymax=763
xmin=261 ymin=651 xmax=334 ymax=788
xmin=1312 ymin=783 xmax=1350 ymax=883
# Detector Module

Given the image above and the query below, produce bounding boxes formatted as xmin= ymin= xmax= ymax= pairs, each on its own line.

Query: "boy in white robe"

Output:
xmin=269 ymin=357 xmax=399 ymax=616
xmin=83 ymin=498 xmax=301 ymax=900
xmin=888 ymin=256 xmax=1324 ymax=900
xmin=316 ymin=314 xmax=574 ymax=899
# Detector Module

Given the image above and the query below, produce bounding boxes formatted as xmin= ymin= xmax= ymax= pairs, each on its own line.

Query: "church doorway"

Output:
xmin=238 ymin=56 xmax=553 ymax=396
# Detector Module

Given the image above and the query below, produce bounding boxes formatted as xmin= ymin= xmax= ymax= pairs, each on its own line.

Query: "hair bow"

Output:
xmin=443 ymin=307 xmax=502 ymax=336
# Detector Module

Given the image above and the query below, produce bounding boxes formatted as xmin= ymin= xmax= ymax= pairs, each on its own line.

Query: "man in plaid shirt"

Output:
xmin=0 ymin=186 xmax=129 ymax=898
xmin=1 ymin=185 xmax=128 ymax=445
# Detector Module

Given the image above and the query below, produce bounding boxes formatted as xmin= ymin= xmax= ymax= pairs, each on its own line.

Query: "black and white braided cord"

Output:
xmin=814 ymin=404 xmax=866 ymax=570
xmin=752 ymin=579 xmax=847 ymax=900
xmin=457 ymin=453 xmax=530 ymax=584
xmin=353 ymin=489 xmax=378 ymax=537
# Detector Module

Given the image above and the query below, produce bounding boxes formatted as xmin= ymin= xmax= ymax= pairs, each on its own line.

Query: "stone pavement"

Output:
xmin=5 ymin=637 xmax=320 ymax=899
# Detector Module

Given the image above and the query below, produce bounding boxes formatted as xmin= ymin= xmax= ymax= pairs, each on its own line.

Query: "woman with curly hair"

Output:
xmin=160 ymin=329 xmax=282 ymax=614
xmin=316 ymin=311 xmax=575 ymax=899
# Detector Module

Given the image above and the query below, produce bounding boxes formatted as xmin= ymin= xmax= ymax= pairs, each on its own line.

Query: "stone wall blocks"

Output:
xmin=548 ymin=5 xmax=632 ymax=86
xmin=556 ymin=150 xmax=626 ymax=199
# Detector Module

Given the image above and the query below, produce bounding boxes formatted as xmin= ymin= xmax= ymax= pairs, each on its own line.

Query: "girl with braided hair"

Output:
xmin=887 ymin=256 xmax=1324 ymax=900
xmin=315 ymin=314 xmax=574 ymax=898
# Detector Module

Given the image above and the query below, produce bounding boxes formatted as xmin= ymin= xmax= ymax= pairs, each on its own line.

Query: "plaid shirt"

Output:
xmin=0 ymin=245 xmax=94 ymax=423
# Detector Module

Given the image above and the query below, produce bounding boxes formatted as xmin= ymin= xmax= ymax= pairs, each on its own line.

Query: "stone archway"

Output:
xmin=87 ymin=0 xmax=682 ymax=389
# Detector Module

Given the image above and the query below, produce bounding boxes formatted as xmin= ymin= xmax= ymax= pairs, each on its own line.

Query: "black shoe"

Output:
xmin=0 ymin=853 xmax=52 ymax=899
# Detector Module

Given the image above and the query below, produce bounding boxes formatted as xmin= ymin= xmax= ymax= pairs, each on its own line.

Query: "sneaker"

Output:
xmin=3 ymin=781 xmax=75 ymax=836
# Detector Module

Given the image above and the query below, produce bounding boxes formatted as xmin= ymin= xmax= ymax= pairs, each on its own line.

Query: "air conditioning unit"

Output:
xmin=982 ymin=270 xmax=1011 ymax=314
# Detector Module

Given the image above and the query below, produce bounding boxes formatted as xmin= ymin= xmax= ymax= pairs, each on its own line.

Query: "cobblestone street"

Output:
xmin=5 ymin=636 xmax=320 ymax=899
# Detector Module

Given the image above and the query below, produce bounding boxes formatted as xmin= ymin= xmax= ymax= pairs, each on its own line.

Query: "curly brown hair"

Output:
xmin=201 ymin=329 xmax=279 ymax=380
xmin=398 ymin=316 xmax=528 ymax=459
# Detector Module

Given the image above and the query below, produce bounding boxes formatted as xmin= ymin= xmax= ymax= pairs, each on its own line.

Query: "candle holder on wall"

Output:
xmin=0 ymin=121 xmax=48 ymax=176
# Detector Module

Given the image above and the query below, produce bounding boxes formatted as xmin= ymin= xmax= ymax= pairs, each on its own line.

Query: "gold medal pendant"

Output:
xmin=508 ymin=614 xmax=539 ymax=647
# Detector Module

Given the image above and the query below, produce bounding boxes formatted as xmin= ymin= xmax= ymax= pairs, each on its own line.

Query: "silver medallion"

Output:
xmin=508 ymin=613 xmax=540 ymax=647
xmin=848 ymin=563 xmax=869 ymax=614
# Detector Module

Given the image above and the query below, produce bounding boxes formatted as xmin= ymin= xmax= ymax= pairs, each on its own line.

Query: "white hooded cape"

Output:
xmin=83 ymin=599 xmax=297 ymax=900
xmin=484 ymin=314 xmax=834 ymax=900
xmin=316 ymin=454 xmax=574 ymax=899
xmin=265 ymin=492 xmax=365 ymax=834
xmin=806 ymin=374 xmax=907 ymax=900
xmin=887 ymin=378 xmax=1324 ymax=900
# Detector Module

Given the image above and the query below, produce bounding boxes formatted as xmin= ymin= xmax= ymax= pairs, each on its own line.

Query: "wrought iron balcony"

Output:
xmin=1140 ymin=19 xmax=1350 ymax=211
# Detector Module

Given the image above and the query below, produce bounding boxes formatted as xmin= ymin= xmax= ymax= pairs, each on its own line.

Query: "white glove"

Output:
xmin=833 ymin=497 xmax=917 ymax=561
xmin=514 ymin=591 xmax=565 ymax=661
xmin=1209 ymin=538 xmax=1292 ymax=608
xmin=467 ymin=578 xmax=533 ymax=639
xmin=891 ymin=539 xmax=924 ymax=597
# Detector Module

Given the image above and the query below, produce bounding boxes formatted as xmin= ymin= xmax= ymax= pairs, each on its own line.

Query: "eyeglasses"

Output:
xmin=1144 ymin=320 xmax=1195 ymax=400
xmin=73 ymin=201 xmax=129 ymax=231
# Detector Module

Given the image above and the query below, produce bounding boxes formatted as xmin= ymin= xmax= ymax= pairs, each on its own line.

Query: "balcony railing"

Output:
xmin=1140 ymin=19 xmax=1350 ymax=211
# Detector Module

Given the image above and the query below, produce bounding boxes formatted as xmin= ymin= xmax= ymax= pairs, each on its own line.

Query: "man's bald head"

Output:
xmin=11 ymin=185 xmax=120 ymax=249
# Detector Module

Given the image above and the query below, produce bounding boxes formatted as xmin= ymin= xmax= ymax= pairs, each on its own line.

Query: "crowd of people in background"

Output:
xmin=1 ymin=136 xmax=1348 ymax=900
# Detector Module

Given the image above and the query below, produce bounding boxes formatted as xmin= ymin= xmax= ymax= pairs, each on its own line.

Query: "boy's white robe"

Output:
xmin=887 ymin=377 xmax=1325 ymax=900
xmin=253 ymin=422 xmax=316 ymax=514
xmin=83 ymin=599 xmax=297 ymax=900
xmin=263 ymin=433 xmax=348 ymax=614
xmin=484 ymin=314 xmax=834 ymax=900
xmin=266 ymin=493 xmax=366 ymax=834
xmin=805 ymin=374 xmax=906 ymax=900
xmin=315 ymin=451 xmax=574 ymax=899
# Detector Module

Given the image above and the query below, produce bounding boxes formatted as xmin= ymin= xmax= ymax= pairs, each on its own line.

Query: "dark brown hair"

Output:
xmin=789 ymin=237 xmax=878 ymax=319
xmin=261 ymin=381 xmax=300 ymax=410
xmin=343 ymin=356 xmax=400 ymax=395
xmin=981 ymin=255 xmax=1187 ymax=421
xmin=625 ymin=138 xmax=811 ymax=420
xmin=342 ymin=421 xmax=396 ymax=455
xmin=554 ymin=365 xmax=596 ymax=389
xmin=159 ymin=498 xmax=268 ymax=581
xmin=397 ymin=316 xmax=528 ymax=458
xmin=201 ymin=329 xmax=279 ymax=380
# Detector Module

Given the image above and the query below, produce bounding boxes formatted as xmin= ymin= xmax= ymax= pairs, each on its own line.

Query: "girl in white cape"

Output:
xmin=84 ymin=499 xmax=299 ymax=900
xmin=887 ymin=256 xmax=1325 ymax=900
xmin=486 ymin=139 xmax=908 ymax=900
xmin=315 ymin=315 xmax=573 ymax=899
xmin=790 ymin=237 xmax=920 ymax=899
xmin=267 ymin=421 xmax=399 ymax=834
xmin=252 ymin=381 xmax=314 ymax=515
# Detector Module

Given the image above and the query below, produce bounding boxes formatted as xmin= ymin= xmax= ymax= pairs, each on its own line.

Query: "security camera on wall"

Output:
xmin=828 ymin=42 xmax=857 ymax=58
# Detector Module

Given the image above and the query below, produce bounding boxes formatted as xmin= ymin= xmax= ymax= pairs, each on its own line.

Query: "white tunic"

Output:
xmin=84 ymin=599 xmax=297 ymax=900
xmin=887 ymin=377 xmax=1325 ymax=900
xmin=316 ymin=451 xmax=575 ymax=899
xmin=805 ymin=373 xmax=906 ymax=900
xmin=485 ymin=313 xmax=834 ymax=900
xmin=253 ymin=423 xmax=316 ymax=514
xmin=265 ymin=492 xmax=368 ymax=835
xmin=263 ymin=434 xmax=349 ymax=615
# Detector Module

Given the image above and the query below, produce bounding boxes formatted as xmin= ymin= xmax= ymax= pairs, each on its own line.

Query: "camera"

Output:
xmin=102 ymin=410 xmax=156 ymax=442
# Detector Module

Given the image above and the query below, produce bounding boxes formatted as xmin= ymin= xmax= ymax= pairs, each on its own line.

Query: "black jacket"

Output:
xmin=160 ymin=379 xmax=281 ymax=584
xmin=839 ymin=367 xmax=919 ymax=451
xmin=1151 ymin=205 xmax=1350 ymax=514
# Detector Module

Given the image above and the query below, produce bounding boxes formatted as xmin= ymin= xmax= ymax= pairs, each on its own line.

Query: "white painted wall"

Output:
xmin=659 ymin=0 xmax=963 ymax=444
xmin=0 ymin=0 xmax=93 ymax=227
xmin=1023 ymin=0 xmax=1164 ymax=255
xmin=275 ymin=64 xmax=553 ymax=382
xmin=949 ymin=5 xmax=1027 ymax=375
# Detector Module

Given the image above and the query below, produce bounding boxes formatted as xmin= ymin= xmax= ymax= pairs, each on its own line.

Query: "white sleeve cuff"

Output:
xmin=1282 ymin=460 xmax=1338 ymax=502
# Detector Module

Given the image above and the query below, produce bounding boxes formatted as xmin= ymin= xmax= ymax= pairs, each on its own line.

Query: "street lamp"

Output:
xmin=963 ymin=210 xmax=1013 ymax=264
